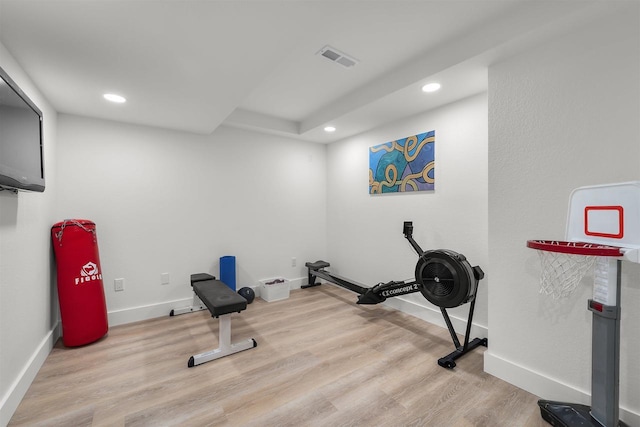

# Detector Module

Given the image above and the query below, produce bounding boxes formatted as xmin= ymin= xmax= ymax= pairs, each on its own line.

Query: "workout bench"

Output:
xmin=186 ymin=273 xmax=257 ymax=368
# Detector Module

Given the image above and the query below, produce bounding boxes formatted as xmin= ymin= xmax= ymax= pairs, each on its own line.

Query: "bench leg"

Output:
xmin=188 ymin=314 xmax=257 ymax=367
xmin=170 ymin=293 xmax=207 ymax=316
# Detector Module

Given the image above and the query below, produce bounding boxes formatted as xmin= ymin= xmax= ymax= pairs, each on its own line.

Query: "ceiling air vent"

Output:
xmin=317 ymin=45 xmax=359 ymax=69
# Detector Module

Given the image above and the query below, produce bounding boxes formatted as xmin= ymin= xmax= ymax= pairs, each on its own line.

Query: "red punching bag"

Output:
xmin=51 ymin=219 xmax=108 ymax=346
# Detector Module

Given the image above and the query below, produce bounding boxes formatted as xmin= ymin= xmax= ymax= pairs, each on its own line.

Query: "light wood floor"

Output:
xmin=10 ymin=285 xmax=546 ymax=426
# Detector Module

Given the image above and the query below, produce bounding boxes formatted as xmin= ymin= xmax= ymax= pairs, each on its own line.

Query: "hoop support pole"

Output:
xmin=537 ymin=259 xmax=627 ymax=427
xmin=589 ymin=258 xmax=622 ymax=426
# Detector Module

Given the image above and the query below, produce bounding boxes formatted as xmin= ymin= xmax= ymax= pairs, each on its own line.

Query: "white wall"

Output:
xmin=485 ymin=4 xmax=640 ymax=424
xmin=0 ymin=43 xmax=58 ymax=426
xmin=326 ymin=92 xmax=488 ymax=336
xmin=56 ymin=117 xmax=327 ymax=324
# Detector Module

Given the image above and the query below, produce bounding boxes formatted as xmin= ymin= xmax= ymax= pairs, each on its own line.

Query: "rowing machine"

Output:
xmin=303 ymin=221 xmax=487 ymax=369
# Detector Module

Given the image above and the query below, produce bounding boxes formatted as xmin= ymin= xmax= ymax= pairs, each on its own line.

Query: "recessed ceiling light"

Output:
xmin=324 ymin=126 xmax=336 ymax=133
xmin=421 ymin=83 xmax=441 ymax=93
xmin=103 ymin=93 xmax=126 ymax=103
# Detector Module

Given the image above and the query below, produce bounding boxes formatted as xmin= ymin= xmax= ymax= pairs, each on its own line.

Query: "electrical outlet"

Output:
xmin=114 ymin=278 xmax=125 ymax=292
xmin=291 ymin=257 xmax=297 ymax=267
xmin=161 ymin=273 xmax=170 ymax=285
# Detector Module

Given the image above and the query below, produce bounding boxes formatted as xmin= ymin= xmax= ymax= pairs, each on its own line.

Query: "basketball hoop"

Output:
xmin=526 ymin=240 xmax=624 ymax=299
xmin=529 ymin=182 xmax=640 ymax=426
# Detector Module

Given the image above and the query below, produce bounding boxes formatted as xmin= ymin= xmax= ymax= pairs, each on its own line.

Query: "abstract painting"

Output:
xmin=369 ymin=130 xmax=435 ymax=194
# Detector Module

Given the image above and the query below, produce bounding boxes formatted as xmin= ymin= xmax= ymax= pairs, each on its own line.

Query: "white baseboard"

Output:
xmin=1 ymin=322 xmax=61 ymax=427
xmin=484 ymin=351 xmax=640 ymax=426
xmin=106 ymin=278 xmax=310 ymax=325
xmin=108 ymin=297 xmax=193 ymax=326
xmin=107 ymin=278 xmax=309 ymax=326
xmin=253 ymin=277 xmax=304 ymax=298
xmin=382 ymin=295 xmax=489 ymax=338
xmin=287 ymin=277 xmax=304 ymax=290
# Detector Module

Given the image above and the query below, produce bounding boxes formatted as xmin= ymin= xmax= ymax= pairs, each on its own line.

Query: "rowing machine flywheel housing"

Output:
xmin=415 ymin=249 xmax=481 ymax=308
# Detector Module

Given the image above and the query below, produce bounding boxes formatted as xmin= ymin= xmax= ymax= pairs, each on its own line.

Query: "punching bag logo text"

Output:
xmin=75 ymin=262 xmax=102 ymax=285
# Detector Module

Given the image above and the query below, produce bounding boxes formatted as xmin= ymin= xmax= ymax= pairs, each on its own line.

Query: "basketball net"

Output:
xmin=535 ymin=250 xmax=596 ymax=299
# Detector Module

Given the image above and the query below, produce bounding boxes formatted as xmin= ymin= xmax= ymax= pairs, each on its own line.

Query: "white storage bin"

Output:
xmin=259 ymin=278 xmax=290 ymax=302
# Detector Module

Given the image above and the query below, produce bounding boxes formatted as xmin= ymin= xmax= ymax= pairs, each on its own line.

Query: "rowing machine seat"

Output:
xmin=305 ymin=260 xmax=330 ymax=270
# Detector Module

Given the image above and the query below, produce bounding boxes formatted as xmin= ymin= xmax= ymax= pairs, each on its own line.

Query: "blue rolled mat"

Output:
xmin=220 ymin=255 xmax=236 ymax=291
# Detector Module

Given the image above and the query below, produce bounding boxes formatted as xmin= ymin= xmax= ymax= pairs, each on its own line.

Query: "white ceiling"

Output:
xmin=0 ymin=0 xmax=607 ymax=143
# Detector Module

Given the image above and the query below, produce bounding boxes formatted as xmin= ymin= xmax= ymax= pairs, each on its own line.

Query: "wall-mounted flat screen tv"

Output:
xmin=0 ymin=65 xmax=45 ymax=192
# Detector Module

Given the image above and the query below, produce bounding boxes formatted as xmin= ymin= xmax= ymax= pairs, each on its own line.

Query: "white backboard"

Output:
xmin=567 ymin=181 xmax=640 ymax=251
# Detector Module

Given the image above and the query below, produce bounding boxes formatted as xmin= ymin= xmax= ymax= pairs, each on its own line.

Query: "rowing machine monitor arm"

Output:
xmin=403 ymin=221 xmax=424 ymax=256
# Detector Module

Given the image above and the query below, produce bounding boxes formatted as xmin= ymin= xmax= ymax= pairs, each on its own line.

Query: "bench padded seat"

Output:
xmin=192 ymin=279 xmax=247 ymax=317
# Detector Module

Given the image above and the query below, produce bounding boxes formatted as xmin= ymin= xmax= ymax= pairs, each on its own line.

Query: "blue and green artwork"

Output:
xmin=369 ymin=130 xmax=435 ymax=194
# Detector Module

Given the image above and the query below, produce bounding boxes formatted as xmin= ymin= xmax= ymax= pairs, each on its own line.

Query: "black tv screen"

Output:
xmin=0 ymin=65 xmax=45 ymax=193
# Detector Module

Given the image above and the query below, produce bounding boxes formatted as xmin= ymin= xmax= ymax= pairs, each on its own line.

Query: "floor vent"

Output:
xmin=317 ymin=45 xmax=358 ymax=68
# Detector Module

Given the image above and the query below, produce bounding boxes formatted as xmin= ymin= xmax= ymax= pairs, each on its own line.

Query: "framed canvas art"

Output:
xmin=369 ymin=130 xmax=434 ymax=194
